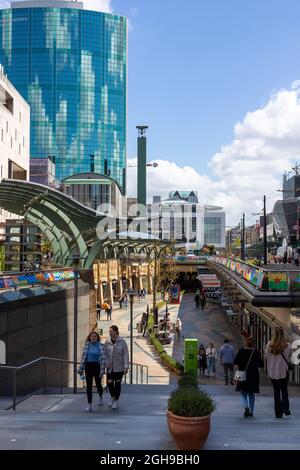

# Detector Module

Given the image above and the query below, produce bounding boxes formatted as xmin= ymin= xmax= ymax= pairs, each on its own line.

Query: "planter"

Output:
xmin=167 ymin=410 xmax=210 ymax=450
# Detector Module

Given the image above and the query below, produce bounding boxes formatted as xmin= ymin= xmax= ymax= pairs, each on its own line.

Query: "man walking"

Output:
xmin=219 ymin=338 xmax=235 ymax=385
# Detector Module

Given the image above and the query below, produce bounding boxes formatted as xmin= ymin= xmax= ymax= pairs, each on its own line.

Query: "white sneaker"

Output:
xmin=108 ymin=398 xmax=114 ymax=407
xmin=86 ymin=404 xmax=93 ymax=412
xmin=98 ymin=396 xmax=103 ymax=406
xmin=112 ymin=400 xmax=118 ymax=409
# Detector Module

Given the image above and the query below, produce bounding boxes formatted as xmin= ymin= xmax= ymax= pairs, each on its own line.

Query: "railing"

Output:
xmin=0 ymin=356 xmax=149 ymax=410
xmin=126 ymin=362 xmax=149 ymax=385
xmin=210 ymin=256 xmax=300 ymax=293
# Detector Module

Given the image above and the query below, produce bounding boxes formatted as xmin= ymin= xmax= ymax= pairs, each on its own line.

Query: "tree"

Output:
xmin=159 ymin=240 xmax=177 ymax=301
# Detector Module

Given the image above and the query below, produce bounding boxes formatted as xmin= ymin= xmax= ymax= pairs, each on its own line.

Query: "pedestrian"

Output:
xmin=283 ymin=251 xmax=287 ymax=263
xmin=106 ymin=305 xmax=112 ymax=321
xmin=234 ymin=336 xmax=264 ymax=418
xmin=123 ymin=293 xmax=128 ymax=308
xmin=105 ymin=325 xmax=129 ymax=410
xmin=118 ymin=295 xmax=123 ymax=309
xmin=219 ymin=338 xmax=235 ymax=385
xmin=198 ymin=344 xmax=207 ymax=375
xmin=206 ymin=343 xmax=218 ymax=376
xmin=77 ymin=331 xmax=107 ymax=412
xmin=200 ymin=289 xmax=206 ymax=310
xmin=194 ymin=292 xmax=200 ymax=309
xmin=96 ymin=302 xmax=101 ymax=321
xmin=265 ymin=327 xmax=292 ymax=418
xmin=175 ymin=317 xmax=182 ymax=339
xmin=294 ymin=249 xmax=299 ymax=267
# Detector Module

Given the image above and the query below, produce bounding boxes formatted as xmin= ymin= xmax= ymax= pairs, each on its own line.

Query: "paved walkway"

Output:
xmin=1 ymin=385 xmax=300 ymax=450
xmin=172 ymin=293 xmax=266 ymax=386
xmin=98 ymin=296 xmax=181 ymax=384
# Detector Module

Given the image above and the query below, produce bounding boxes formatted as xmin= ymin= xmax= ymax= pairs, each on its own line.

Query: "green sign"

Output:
xmin=184 ymin=339 xmax=198 ymax=377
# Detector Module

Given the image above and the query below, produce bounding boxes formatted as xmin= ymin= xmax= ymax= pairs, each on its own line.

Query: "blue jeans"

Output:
xmin=207 ymin=357 xmax=216 ymax=374
xmin=240 ymin=391 xmax=255 ymax=413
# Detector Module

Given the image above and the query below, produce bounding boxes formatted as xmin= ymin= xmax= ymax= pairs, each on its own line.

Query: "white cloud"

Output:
xmin=0 ymin=0 xmax=113 ymax=12
xmin=127 ymin=82 xmax=300 ymax=225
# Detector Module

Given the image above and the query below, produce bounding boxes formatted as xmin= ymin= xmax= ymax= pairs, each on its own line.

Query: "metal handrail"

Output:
xmin=0 ymin=356 xmax=149 ymax=410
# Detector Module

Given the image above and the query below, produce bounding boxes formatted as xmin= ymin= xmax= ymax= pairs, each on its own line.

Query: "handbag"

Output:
xmin=281 ymin=351 xmax=293 ymax=372
xmin=234 ymin=349 xmax=255 ymax=382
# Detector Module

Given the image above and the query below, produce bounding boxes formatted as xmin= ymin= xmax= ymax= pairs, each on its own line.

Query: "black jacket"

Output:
xmin=234 ymin=347 xmax=264 ymax=393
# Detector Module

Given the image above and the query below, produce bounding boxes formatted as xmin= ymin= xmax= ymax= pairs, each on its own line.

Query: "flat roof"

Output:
xmin=11 ymin=0 xmax=83 ymax=9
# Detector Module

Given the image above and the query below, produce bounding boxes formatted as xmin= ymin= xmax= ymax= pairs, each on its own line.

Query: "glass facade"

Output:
xmin=0 ymin=6 xmax=127 ymax=192
xmin=204 ymin=217 xmax=221 ymax=244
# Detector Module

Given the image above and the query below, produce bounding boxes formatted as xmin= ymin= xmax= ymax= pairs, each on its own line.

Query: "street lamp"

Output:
xmin=129 ymin=291 xmax=134 ymax=384
xmin=66 ymin=254 xmax=87 ymax=394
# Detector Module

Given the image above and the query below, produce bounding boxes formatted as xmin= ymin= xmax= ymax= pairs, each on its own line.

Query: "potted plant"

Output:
xmin=167 ymin=374 xmax=216 ymax=450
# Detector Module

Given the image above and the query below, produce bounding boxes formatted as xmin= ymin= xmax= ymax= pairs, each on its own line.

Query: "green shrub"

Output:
xmin=178 ymin=373 xmax=198 ymax=389
xmin=147 ymin=302 xmax=184 ymax=375
xmin=168 ymin=386 xmax=216 ymax=417
xmin=151 ymin=337 xmax=166 ymax=355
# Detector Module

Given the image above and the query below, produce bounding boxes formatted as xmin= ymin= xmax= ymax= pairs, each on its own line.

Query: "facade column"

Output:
xmin=107 ymin=260 xmax=113 ymax=305
xmin=128 ymin=265 xmax=133 ymax=289
xmin=99 ymin=282 xmax=104 ymax=306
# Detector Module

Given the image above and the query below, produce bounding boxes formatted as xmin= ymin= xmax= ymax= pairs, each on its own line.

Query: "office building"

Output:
xmin=0 ymin=0 xmax=127 ymax=193
xmin=0 ymin=64 xmax=30 ymax=240
xmin=148 ymin=191 xmax=226 ymax=250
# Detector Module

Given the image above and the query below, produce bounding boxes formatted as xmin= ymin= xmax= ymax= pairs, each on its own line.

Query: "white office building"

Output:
xmin=148 ymin=191 xmax=226 ymax=250
xmin=0 ymin=65 xmax=30 ymax=230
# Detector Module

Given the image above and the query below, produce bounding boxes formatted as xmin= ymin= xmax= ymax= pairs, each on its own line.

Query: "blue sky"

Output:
xmin=3 ymin=0 xmax=300 ymax=223
xmin=112 ymin=0 xmax=300 ymax=177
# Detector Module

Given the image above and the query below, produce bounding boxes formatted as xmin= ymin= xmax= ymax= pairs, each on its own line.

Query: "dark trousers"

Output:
xmin=271 ymin=376 xmax=290 ymax=417
xmin=107 ymin=371 xmax=124 ymax=400
xmin=223 ymin=363 xmax=234 ymax=384
xmin=85 ymin=362 xmax=103 ymax=404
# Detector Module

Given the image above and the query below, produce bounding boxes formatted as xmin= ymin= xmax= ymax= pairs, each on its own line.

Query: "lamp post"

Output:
xmin=263 ymin=195 xmax=267 ymax=265
xmin=129 ymin=291 xmax=134 ymax=384
xmin=66 ymin=254 xmax=86 ymax=394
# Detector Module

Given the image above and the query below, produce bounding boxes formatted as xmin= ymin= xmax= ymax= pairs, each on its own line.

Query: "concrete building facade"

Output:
xmin=0 ymin=65 xmax=30 ymax=229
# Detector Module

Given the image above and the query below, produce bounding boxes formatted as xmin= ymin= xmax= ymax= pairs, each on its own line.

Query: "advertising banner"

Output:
xmin=268 ymin=272 xmax=288 ymax=291
xmin=0 ymin=269 xmax=76 ymax=290
xmin=170 ymin=284 xmax=180 ymax=304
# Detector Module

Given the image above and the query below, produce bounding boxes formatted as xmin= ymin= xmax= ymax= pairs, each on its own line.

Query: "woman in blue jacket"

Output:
xmin=78 ymin=331 xmax=107 ymax=412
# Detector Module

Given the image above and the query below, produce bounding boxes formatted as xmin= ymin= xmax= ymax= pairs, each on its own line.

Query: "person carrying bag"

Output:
xmin=234 ymin=349 xmax=254 ymax=382
xmin=234 ymin=336 xmax=264 ymax=418
xmin=265 ymin=327 xmax=292 ymax=418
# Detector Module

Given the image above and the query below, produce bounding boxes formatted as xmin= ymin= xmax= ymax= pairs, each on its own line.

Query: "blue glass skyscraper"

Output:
xmin=0 ymin=1 xmax=127 ymax=193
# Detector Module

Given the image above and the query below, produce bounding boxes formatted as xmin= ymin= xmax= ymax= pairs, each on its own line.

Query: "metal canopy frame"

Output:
xmin=0 ymin=179 xmax=170 ymax=268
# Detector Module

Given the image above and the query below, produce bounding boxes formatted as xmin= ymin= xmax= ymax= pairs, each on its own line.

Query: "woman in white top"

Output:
xmin=206 ymin=343 xmax=218 ymax=376
xmin=265 ymin=327 xmax=292 ymax=418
